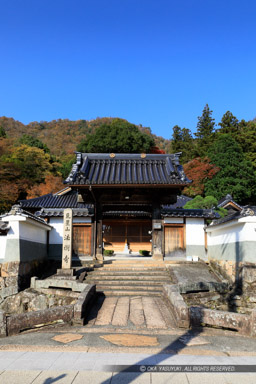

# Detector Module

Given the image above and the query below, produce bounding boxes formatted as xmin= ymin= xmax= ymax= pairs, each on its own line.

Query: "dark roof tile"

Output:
xmin=210 ymin=206 xmax=256 ymax=227
xmin=36 ymin=208 xmax=93 ymax=217
xmin=19 ymin=190 xmax=93 ymax=210
xmin=161 ymin=208 xmax=219 ymax=219
xmin=65 ymin=153 xmax=191 ymax=186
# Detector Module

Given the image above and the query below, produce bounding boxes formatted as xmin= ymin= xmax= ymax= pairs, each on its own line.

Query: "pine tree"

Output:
xmin=195 ymin=104 xmax=215 ymax=157
xmin=171 ymin=125 xmax=194 ymax=163
xmin=218 ymin=111 xmax=239 ymax=136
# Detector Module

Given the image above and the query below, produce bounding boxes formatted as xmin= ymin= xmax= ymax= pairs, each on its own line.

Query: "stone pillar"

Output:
xmin=0 ymin=310 xmax=6 ymax=337
xmin=251 ymin=309 xmax=256 ymax=337
xmin=152 ymin=203 xmax=164 ymax=260
xmin=62 ymin=209 xmax=73 ymax=270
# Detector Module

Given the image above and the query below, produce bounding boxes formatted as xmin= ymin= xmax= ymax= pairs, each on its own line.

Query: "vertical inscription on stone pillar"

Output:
xmin=62 ymin=208 xmax=73 ymax=269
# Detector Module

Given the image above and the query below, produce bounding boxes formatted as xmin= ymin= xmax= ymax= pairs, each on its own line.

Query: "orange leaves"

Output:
xmin=26 ymin=175 xmax=64 ymax=199
xmin=183 ymin=157 xmax=220 ymax=197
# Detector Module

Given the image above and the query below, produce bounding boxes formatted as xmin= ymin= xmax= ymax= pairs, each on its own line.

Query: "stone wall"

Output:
xmin=209 ymin=260 xmax=256 ymax=289
xmin=164 ymin=280 xmax=256 ymax=337
xmin=0 ymin=282 xmax=96 ymax=337
xmin=0 ymin=260 xmax=47 ymax=293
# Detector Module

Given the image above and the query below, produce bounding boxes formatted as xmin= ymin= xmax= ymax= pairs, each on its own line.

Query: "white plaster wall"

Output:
xmin=186 ymin=218 xmax=205 ymax=246
xmin=0 ymin=236 xmax=6 ymax=259
xmin=19 ymin=221 xmax=47 ymax=244
xmin=164 ymin=218 xmax=184 ymax=224
xmin=5 ymin=220 xmax=19 ymax=240
xmin=49 ymin=217 xmax=92 ymax=244
xmin=207 ymin=221 xmax=256 ymax=246
xmin=49 ymin=217 xmax=63 ymax=244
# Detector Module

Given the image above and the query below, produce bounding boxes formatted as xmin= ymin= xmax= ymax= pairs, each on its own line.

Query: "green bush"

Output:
xmin=103 ymin=249 xmax=114 ymax=256
xmin=139 ymin=250 xmax=150 ymax=256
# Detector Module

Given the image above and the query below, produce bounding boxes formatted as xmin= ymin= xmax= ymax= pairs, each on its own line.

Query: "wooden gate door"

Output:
xmin=103 ymin=220 xmax=152 ymax=253
xmin=73 ymin=225 xmax=91 ymax=256
xmin=127 ymin=221 xmax=151 ymax=253
xmin=164 ymin=225 xmax=184 ymax=255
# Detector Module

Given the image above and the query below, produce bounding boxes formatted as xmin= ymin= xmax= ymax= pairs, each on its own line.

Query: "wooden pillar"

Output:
xmin=152 ymin=203 xmax=164 ymax=260
xmin=96 ymin=205 xmax=104 ymax=261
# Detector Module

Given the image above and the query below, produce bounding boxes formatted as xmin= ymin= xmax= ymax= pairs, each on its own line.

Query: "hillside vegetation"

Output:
xmin=0 ymin=107 xmax=256 ymax=213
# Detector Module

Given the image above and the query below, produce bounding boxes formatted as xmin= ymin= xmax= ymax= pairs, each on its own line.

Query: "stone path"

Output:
xmin=1 ymin=351 xmax=256 ymax=384
xmin=86 ymin=295 xmax=176 ymax=329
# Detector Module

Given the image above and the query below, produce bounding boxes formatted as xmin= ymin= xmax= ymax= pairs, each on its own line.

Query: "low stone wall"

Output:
xmin=0 ymin=286 xmax=18 ymax=301
xmin=163 ymin=282 xmax=256 ymax=337
xmin=73 ymin=284 xmax=96 ymax=325
xmin=177 ymin=281 xmax=229 ymax=294
xmin=7 ymin=305 xmax=74 ymax=336
xmin=30 ymin=277 xmax=87 ymax=292
xmin=0 ymin=281 xmax=96 ymax=337
xmin=190 ymin=306 xmax=256 ymax=336
xmin=163 ymin=285 xmax=189 ymax=328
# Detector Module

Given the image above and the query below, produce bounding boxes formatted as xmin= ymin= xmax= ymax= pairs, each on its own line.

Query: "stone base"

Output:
xmin=96 ymin=254 xmax=104 ymax=261
xmin=57 ymin=268 xmax=74 ymax=276
xmin=152 ymin=253 xmax=164 ymax=261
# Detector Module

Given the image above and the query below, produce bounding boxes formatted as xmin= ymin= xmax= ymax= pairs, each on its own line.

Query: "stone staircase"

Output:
xmin=84 ymin=260 xmax=172 ymax=296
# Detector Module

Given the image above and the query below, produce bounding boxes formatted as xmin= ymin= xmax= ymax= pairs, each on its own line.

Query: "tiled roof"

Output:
xmin=19 ymin=190 xmax=93 ymax=210
xmin=1 ymin=205 xmax=51 ymax=227
xmin=64 ymin=153 xmax=191 ymax=186
xmin=165 ymin=195 xmax=192 ymax=209
xmin=36 ymin=208 xmax=94 ymax=217
xmin=210 ymin=206 xmax=256 ymax=227
xmin=161 ymin=208 xmax=219 ymax=219
xmin=217 ymin=194 xmax=243 ymax=210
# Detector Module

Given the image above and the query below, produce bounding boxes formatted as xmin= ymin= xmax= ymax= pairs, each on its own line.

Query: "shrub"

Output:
xmin=139 ymin=250 xmax=150 ymax=256
xmin=103 ymin=249 xmax=114 ymax=256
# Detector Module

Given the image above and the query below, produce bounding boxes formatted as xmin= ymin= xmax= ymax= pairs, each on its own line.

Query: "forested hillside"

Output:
xmin=0 ymin=108 xmax=256 ymax=213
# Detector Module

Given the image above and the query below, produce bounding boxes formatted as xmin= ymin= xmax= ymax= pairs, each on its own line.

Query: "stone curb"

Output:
xmin=163 ymin=282 xmax=256 ymax=337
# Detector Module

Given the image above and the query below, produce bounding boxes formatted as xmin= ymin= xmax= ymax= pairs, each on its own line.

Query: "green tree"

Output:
xmin=184 ymin=195 xmax=227 ymax=217
xmin=10 ymin=145 xmax=53 ymax=184
xmin=171 ymin=125 xmax=194 ymax=163
xmin=18 ymin=134 xmax=50 ymax=153
xmin=235 ymin=120 xmax=256 ymax=170
xmin=59 ymin=154 xmax=76 ymax=178
xmin=205 ymin=134 xmax=256 ymax=204
xmin=77 ymin=118 xmax=155 ymax=153
xmin=217 ymin=111 xmax=240 ymax=136
xmin=195 ymin=104 xmax=215 ymax=156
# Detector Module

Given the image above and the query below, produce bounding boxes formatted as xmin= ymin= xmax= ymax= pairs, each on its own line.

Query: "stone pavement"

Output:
xmin=0 ymin=350 xmax=256 ymax=383
xmin=1 ymin=325 xmax=256 ymax=383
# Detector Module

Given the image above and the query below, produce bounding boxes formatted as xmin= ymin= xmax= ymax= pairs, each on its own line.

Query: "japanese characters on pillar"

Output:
xmin=62 ymin=208 xmax=73 ymax=269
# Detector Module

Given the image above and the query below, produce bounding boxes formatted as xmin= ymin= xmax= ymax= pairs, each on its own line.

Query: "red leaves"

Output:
xmin=183 ymin=157 xmax=220 ymax=196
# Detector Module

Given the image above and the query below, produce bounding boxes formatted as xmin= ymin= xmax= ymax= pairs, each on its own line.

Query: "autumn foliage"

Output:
xmin=26 ymin=175 xmax=64 ymax=199
xmin=183 ymin=157 xmax=220 ymax=197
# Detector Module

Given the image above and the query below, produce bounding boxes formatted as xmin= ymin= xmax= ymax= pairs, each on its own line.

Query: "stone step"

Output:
xmin=88 ymin=271 xmax=169 ymax=276
xmin=101 ymin=290 xmax=162 ymax=297
xmin=87 ymin=280 xmax=165 ymax=286
xmin=101 ymin=266 xmax=166 ymax=270
xmin=86 ymin=275 xmax=171 ymax=281
xmin=103 ymin=260 xmax=164 ymax=263
xmin=96 ymin=285 xmax=163 ymax=292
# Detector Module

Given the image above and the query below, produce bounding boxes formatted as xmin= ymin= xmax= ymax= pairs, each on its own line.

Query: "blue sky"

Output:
xmin=1 ymin=0 xmax=256 ymax=138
